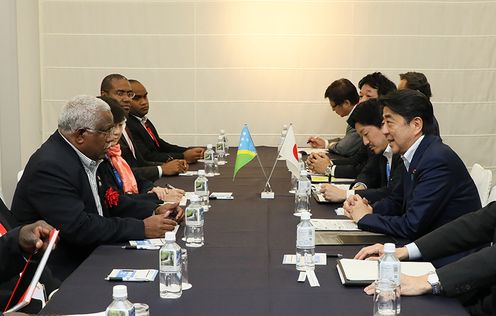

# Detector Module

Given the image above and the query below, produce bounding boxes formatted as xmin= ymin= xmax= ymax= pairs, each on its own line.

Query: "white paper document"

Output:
xmin=179 ymin=171 xmax=198 ymax=176
xmin=310 ymin=219 xmax=359 ymax=231
xmin=209 ymin=192 xmax=234 ymax=200
xmin=299 ymin=147 xmax=329 ymax=155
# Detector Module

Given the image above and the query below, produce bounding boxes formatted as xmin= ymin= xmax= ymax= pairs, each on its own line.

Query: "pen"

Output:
xmin=166 ymin=184 xmax=176 ymax=190
xmin=326 ymin=253 xmax=343 ymax=258
xmin=108 ymin=277 xmax=125 ymax=281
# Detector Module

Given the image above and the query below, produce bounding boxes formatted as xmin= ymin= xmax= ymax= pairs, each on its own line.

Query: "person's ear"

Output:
xmin=411 ymin=117 xmax=423 ymax=136
xmin=74 ymin=129 xmax=86 ymax=145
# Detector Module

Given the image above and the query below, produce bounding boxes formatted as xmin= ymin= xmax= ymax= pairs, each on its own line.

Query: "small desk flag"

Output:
xmin=233 ymin=126 xmax=257 ymax=179
xmin=279 ymin=125 xmax=300 ymax=177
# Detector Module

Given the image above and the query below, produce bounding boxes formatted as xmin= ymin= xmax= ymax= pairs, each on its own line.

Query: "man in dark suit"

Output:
xmin=344 ymin=90 xmax=481 ymax=240
xmin=319 ymin=99 xmax=404 ymax=204
xmin=127 ymin=79 xmax=204 ymax=163
xmin=100 ymin=74 xmax=188 ymax=178
xmin=307 ymin=73 xmax=397 ymax=178
xmin=356 ymin=202 xmax=496 ymax=316
xmin=12 ymin=95 xmax=182 ymax=282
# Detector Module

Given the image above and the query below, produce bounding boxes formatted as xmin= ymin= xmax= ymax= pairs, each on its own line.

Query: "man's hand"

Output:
xmin=160 ymin=159 xmax=189 ymax=175
xmin=320 ymin=183 xmax=346 ymax=202
xmin=143 ymin=214 xmax=178 ymax=238
xmin=149 ymin=187 xmax=184 ymax=202
xmin=306 ymin=136 xmax=326 ymax=149
xmin=18 ymin=220 xmax=55 ymax=255
xmin=343 ymin=194 xmax=372 ymax=222
xmin=354 ymin=243 xmax=409 ymax=261
xmin=155 ymin=203 xmax=185 ymax=223
xmin=364 ymin=273 xmax=431 ymax=296
xmin=183 ymin=147 xmax=205 ymax=163
xmin=306 ymin=152 xmax=331 ymax=174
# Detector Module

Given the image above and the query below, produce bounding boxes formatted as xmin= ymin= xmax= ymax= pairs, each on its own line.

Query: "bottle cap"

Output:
xmin=198 ymin=169 xmax=205 ymax=176
xmin=165 ymin=231 xmax=176 ymax=241
xmin=383 ymin=243 xmax=396 ymax=253
xmin=283 ymin=124 xmax=288 ymax=130
xmin=300 ymin=212 xmax=311 ymax=220
xmin=112 ymin=285 xmax=128 ymax=299
xmin=220 ymin=129 xmax=225 ymax=134
xmin=300 ymin=169 xmax=308 ymax=176
xmin=207 ymin=144 xmax=213 ymax=149
xmin=190 ymin=194 xmax=200 ymax=202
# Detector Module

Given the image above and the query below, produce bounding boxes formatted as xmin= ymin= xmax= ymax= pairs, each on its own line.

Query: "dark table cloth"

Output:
xmin=41 ymin=147 xmax=468 ymax=316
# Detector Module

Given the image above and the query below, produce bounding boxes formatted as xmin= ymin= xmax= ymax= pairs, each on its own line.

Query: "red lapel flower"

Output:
xmin=104 ymin=187 xmax=119 ymax=208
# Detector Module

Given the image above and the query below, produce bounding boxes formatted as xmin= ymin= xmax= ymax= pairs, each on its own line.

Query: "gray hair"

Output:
xmin=58 ymin=95 xmax=110 ymax=133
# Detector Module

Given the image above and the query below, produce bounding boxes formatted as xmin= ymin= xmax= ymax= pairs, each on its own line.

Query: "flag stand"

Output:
xmin=260 ymin=132 xmax=288 ymax=199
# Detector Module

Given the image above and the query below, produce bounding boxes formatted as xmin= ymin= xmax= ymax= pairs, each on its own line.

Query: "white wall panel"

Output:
xmin=35 ymin=0 xmax=496 ymax=174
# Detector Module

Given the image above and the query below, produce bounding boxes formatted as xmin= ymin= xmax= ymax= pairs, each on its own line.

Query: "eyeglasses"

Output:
xmin=84 ymin=126 xmax=115 ymax=137
xmin=111 ymin=90 xmax=135 ymax=98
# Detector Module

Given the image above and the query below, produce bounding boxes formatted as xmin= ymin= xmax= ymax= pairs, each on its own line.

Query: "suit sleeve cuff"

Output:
xmin=157 ymin=166 xmax=163 ymax=178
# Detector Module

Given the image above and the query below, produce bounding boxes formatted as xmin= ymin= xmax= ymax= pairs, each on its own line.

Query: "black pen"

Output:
xmin=326 ymin=253 xmax=343 ymax=258
xmin=108 ymin=277 xmax=124 ymax=281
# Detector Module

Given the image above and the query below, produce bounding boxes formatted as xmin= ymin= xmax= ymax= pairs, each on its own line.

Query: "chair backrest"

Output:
xmin=488 ymin=185 xmax=496 ymax=204
xmin=470 ymin=163 xmax=493 ymax=207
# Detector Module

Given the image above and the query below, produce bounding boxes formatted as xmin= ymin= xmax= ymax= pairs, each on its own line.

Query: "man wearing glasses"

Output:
xmin=100 ymin=74 xmax=188 ymax=179
xmin=12 ymin=96 xmax=182 ymax=282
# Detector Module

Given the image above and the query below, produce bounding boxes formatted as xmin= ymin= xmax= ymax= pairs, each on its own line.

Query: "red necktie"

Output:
xmin=144 ymin=120 xmax=160 ymax=148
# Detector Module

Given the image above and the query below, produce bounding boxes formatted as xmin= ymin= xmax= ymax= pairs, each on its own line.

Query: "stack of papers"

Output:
xmin=209 ymin=192 xmax=234 ymax=200
xmin=310 ymin=219 xmax=359 ymax=231
xmin=179 ymin=171 xmax=198 ymax=176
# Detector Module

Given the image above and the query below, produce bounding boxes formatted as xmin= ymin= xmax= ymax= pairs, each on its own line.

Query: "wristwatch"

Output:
xmin=427 ymin=271 xmax=443 ymax=295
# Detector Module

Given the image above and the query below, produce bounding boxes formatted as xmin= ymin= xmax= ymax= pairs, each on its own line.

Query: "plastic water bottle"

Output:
xmin=290 ymin=153 xmax=306 ymax=193
xmin=159 ymin=232 xmax=182 ymax=299
xmin=213 ymin=157 xmax=220 ymax=176
xmin=296 ymin=212 xmax=315 ymax=271
xmin=294 ymin=170 xmax=311 ymax=215
xmin=216 ymin=135 xmax=226 ymax=163
xmin=220 ymin=129 xmax=229 ymax=153
xmin=194 ymin=169 xmax=210 ymax=212
xmin=378 ymin=243 xmax=401 ymax=314
xmin=204 ymin=144 xmax=215 ymax=176
xmin=105 ymin=285 xmax=135 ymax=316
xmin=185 ymin=194 xmax=204 ymax=248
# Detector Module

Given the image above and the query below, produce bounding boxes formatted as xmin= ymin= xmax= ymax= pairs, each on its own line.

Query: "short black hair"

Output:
xmin=324 ymin=78 xmax=359 ymax=105
xmin=100 ymin=74 xmax=128 ymax=93
xmin=347 ymin=99 xmax=383 ymax=128
xmin=379 ymin=89 xmax=436 ymax=135
xmin=358 ymin=72 xmax=397 ymax=97
xmin=97 ymin=96 xmax=126 ymax=124
xmin=399 ymin=72 xmax=432 ymax=99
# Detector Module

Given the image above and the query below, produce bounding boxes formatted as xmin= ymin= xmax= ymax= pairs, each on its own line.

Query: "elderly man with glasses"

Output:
xmin=12 ymin=95 xmax=183 ymax=282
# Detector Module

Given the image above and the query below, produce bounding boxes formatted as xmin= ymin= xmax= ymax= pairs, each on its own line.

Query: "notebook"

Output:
xmin=5 ymin=229 xmax=59 ymax=313
xmin=336 ymin=258 xmax=435 ymax=285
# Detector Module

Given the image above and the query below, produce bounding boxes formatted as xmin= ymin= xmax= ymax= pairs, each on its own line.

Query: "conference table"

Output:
xmin=41 ymin=147 xmax=468 ymax=316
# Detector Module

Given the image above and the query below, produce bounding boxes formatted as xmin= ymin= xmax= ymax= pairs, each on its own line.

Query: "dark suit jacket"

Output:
xmin=12 ymin=131 xmax=145 ymax=282
xmin=0 ymin=227 xmax=25 ymax=283
xmin=119 ymin=130 xmax=162 ymax=182
xmin=332 ymin=144 xmax=369 ymax=178
xmin=126 ymin=115 xmax=186 ymax=161
xmin=354 ymin=153 xmax=404 ymax=203
xmin=357 ymin=135 xmax=481 ymax=240
xmin=98 ymin=158 xmax=162 ymax=207
xmin=415 ymin=202 xmax=496 ymax=316
xmin=329 ymin=124 xmax=362 ymax=158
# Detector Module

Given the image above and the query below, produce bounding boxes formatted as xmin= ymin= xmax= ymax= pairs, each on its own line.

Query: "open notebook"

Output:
xmin=5 ymin=229 xmax=59 ymax=313
xmin=336 ymin=258 xmax=435 ymax=285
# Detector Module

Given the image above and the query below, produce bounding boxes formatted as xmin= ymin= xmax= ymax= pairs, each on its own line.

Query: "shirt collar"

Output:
xmin=382 ymin=144 xmax=393 ymax=161
xmin=59 ymin=130 xmax=102 ymax=170
xmin=401 ymin=135 xmax=425 ymax=171
xmin=133 ymin=115 xmax=147 ymax=124
xmin=346 ymin=103 xmax=358 ymax=118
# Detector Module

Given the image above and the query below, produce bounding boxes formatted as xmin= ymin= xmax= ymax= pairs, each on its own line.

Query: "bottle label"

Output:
xmin=204 ymin=151 xmax=214 ymax=161
xmin=296 ymin=227 xmax=315 ymax=247
xmin=216 ymin=142 xmax=225 ymax=152
xmin=379 ymin=261 xmax=401 ymax=285
xmin=160 ymin=249 xmax=181 ymax=272
xmin=186 ymin=206 xmax=202 ymax=226
xmin=195 ymin=181 xmax=208 ymax=194
xmin=106 ymin=306 xmax=136 ymax=316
